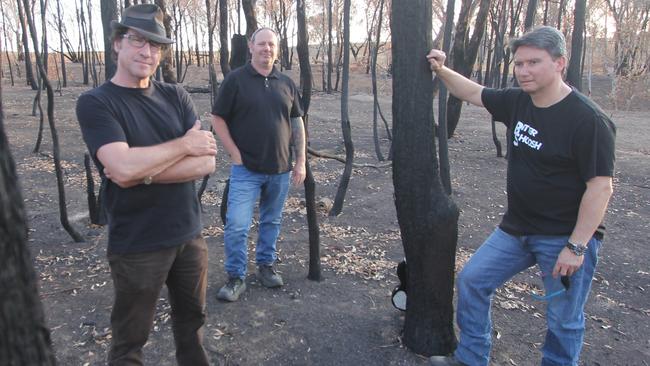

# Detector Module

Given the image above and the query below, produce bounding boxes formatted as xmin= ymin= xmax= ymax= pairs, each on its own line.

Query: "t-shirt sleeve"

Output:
xmin=290 ymin=83 xmax=305 ymax=118
xmin=481 ymin=88 xmax=520 ymax=126
xmin=572 ymin=113 xmax=616 ymax=181
xmin=177 ymin=86 xmax=199 ymax=130
xmin=76 ymin=93 xmax=127 ymax=159
xmin=212 ymin=74 xmax=237 ymax=120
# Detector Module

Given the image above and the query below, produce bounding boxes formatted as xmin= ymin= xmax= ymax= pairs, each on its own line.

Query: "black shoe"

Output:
xmin=429 ymin=355 xmax=466 ymax=366
xmin=216 ymin=277 xmax=246 ymax=302
xmin=256 ymin=265 xmax=284 ymax=288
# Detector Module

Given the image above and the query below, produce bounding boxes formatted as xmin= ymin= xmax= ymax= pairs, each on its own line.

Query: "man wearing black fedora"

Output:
xmin=76 ymin=4 xmax=216 ymax=365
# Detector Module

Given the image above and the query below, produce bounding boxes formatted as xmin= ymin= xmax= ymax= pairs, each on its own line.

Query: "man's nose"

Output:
xmin=139 ymin=42 xmax=154 ymax=56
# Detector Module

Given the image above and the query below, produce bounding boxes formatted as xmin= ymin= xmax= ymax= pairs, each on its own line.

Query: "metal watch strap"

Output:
xmin=566 ymin=241 xmax=587 ymax=256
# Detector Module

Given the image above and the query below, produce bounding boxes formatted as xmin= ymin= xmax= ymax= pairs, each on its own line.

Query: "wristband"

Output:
xmin=566 ymin=241 xmax=587 ymax=256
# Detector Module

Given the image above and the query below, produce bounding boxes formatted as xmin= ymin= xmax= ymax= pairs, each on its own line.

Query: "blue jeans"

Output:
xmin=223 ymin=164 xmax=290 ymax=279
xmin=454 ymin=228 xmax=601 ymax=366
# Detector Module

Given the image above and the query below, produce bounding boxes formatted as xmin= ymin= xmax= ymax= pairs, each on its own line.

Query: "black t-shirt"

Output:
xmin=76 ymin=80 xmax=202 ymax=254
xmin=482 ymin=88 xmax=616 ymax=238
xmin=212 ymin=63 xmax=304 ymax=174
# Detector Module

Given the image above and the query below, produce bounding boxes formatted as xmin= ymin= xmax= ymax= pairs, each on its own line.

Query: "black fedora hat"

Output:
xmin=111 ymin=4 xmax=173 ymax=44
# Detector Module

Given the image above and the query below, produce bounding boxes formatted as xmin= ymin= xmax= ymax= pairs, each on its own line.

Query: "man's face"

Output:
xmin=249 ymin=29 xmax=278 ymax=68
xmin=513 ymin=46 xmax=565 ymax=95
xmin=114 ymin=30 xmax=163 ymax=84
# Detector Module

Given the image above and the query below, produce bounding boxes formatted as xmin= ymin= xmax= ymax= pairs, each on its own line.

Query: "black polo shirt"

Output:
xmin=212 ymin=63 xmax=304 ymax=174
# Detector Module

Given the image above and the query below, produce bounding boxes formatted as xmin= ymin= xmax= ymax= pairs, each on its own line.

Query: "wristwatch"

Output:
xmin=143 ymin=176 xmax=153 ymax=185
xmin=566 ymin=241 xmax=587 ymax=256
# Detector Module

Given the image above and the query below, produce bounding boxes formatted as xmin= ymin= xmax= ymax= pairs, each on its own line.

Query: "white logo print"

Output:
xmin=513 ymin=121 xmax=543 ymax=150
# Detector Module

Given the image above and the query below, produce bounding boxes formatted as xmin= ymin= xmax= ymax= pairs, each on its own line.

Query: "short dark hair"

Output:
xmin=509 ymin=26 xmax=567 ymax=59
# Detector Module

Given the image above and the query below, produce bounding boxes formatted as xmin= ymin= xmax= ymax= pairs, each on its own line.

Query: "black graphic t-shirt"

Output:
xmin=482 ymin=88 xmax=616 ymax=239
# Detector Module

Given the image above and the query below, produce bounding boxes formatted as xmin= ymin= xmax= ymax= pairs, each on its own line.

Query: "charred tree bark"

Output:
xmin=241 ymin=0 xmax=258 ymax=40
xmin=23 ymin=0 xmax=84 ymax=242
xmin=0 ymin=44 xmax=57 ymax=366
xmin=219 ymin=0 xmax=231 ymax=76
xmin=56 ymin=0 xmax=68 ymax=86
xmin=39 ymin=0 xmax=49 ymax=75
xmin=329 ymin=0 xmax=353 ymax=217
xmin=326 ymin=0 xmax=333 ymax=93
xmin=84 ymin=153 xmax=105 ymax=225
xmin=446 ymin=0 xmax=491 ymax=137
xmin=391 ymin=0 xmax=459 ymax=356
xmin=100 ymin=0 xmax=118 ymax=81
xmin=155 ymin=0 xmax=177 ymax=83
xmin=16 ymin=0 xmax=38 ymax=89
xmin=437 ymin=0 xmax=456 ymax=195
xmin=566 ymin=0 xmax=586 ymax=91
xmin=297 ymin=0 xmax=321 ymax=281
xmin=523 ymin=0 xmax=538 ymax=31
xmin=371 ymin=0 xmax=386 ymax=162
xmin=230 ymin=34 xmax=248 ymax=70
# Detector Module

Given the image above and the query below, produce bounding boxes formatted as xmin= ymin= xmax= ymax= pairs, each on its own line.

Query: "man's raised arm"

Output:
xmin=427 ymin=49 xmax=485 ymax=107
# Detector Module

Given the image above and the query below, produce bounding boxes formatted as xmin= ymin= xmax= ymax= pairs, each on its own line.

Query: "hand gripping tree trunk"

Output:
xmin=391 ymin=0 xmax=460 ymax=356
xmin=0 ymin=65 xmax=56 ymax=366
xmin=297 ymin=0 xmax=321 ymax=281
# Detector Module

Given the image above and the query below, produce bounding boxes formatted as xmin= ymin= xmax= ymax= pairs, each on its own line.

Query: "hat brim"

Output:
xmin=111 ymin=20 xmax=174 ymax=44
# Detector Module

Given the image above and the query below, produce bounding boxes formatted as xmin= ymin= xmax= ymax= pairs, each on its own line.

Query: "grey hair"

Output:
xmin=250 ymin=27 xmax=278 ymax=43
xmin=509 ymin=26 xmax=567 ymax=59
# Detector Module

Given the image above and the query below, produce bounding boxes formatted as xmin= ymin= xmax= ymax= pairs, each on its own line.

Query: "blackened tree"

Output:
xmin=296 ymin=0 xmax=321 ymax=281
xmin=100 ymin=0 xmax=118 ymax=80
xmin=391 ymin=0 xmax=460 ymax=356
xmin=566 ymin=0 xmax=586 ymax=91
xmin=0 ymin=39 xmax=57 ymax=365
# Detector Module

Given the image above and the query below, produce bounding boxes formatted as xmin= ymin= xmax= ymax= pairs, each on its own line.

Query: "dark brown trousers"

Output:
xmin=107 ymin=236 xmax=209 ymax=366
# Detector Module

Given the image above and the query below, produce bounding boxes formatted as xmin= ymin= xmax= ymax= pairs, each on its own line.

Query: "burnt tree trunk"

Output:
xmin=391 ymin=0 xmax=460 ymax=356
xmin=230 ymin=34 xmax=248 ymax=70
xmin=523 ymin=0 xmax=538 ymax=30
xmin=296 ymin=0 xmax=321 ymax=281
xmin=329 ymin=0 xmax=353 ymax=217
xmin=100 ymin=0 xmax=118 ymax=81
xmin=566 ymin=0 xmax=586 ymax=91
xmin=326 ymin=0 xmax=333 ymax=93
xmin=155 ymin=0 xmax=177 ymax=83
xmin=437 ymin=0 xmax=456 ymax=195
xmin=56 ymin=0 xmax=68 ymax=86
xmin=446 ymin=0 xmax=491 ymax=137
xmin=23 ymin=0 xmax=84 ymax=243
xmin=219 ymin=0 xmax=231 ymax=76
xmin=0 ymin=42 xmax=57 ymax=366
xmin=16 ymin=0 xmax=38 ymax=89
xmin=371 ymin=0 xmax=385 ymax=162
xmin=241 ymin=0 xmax=258 ymax=40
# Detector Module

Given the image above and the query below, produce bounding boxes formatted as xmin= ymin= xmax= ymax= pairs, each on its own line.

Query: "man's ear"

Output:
xmin=114 ymin=39 xmax=122 ymax=54
xmin=556 ymin=55 xmax=567 ymax=73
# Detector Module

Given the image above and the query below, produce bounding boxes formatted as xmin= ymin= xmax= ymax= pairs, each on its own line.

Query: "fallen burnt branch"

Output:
xmin=308 ymin=147 xmax=392 ymax=169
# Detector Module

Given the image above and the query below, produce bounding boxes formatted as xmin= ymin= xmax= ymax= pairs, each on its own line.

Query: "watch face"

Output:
xmin=144 ymin=176 xmax=153 ymax=185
